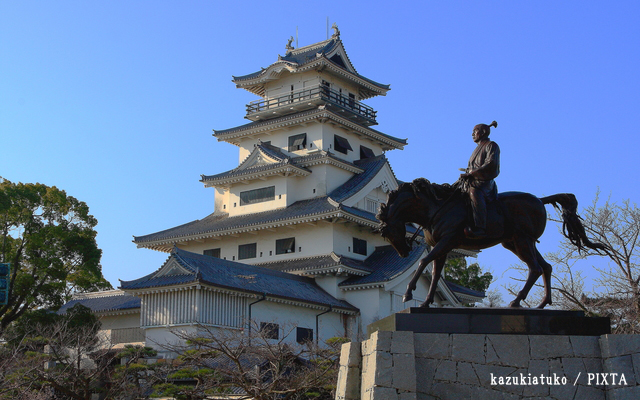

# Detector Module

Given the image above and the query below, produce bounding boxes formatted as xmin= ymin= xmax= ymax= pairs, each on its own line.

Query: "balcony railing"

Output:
xmin=246 ymin=85 xmax=377 ymax=124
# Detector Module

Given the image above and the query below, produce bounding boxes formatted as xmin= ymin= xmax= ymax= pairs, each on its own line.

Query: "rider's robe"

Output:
xmin=465 ymin=139 xmax=500 ymax=229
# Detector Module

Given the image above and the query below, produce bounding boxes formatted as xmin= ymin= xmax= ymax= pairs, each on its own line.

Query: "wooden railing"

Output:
xmin=246 ymin=85 xmax=377 ymax=122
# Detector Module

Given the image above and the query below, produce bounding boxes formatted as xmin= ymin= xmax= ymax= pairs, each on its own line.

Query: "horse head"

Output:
xmin=376 ymin=183 xmax=416 ymax=258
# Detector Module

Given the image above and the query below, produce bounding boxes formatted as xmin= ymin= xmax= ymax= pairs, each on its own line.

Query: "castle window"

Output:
xmin=296 ymin=327 xmax=313 ymax=344
xmin=353 ymin=237 xmax=367 ymax=256
xmin=260 ymin=322 xmax=279 ymax=339
xmin=203 ymin=248 xmax=221 ymax=258
xmin=334 ymin=135 xmax=353 ymax=154
xmin=276 ymin=237 xmax=295 ymax=255
xmin=360 ymin=145 xmax=375 ymax=160
xmin=288 ymin=133 xmax=307 ymax=152
xmin=240 ymin=186 xmax=275 ymax=206
xmin=365 ymin=198 xmax=378 ymax=214
xmin=238 ymin=243 xmax=257 ymax=260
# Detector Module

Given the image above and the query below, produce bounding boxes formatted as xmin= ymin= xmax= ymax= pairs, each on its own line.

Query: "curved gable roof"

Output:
xmin=120 ymin=248 xmax=357 ymax=312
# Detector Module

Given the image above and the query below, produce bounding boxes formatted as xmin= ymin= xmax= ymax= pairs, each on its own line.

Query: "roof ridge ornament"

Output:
xmin=331 ymin=23 xmax=340 ymax=39
xmin=285 ymin=36 xmax=294 ymax=53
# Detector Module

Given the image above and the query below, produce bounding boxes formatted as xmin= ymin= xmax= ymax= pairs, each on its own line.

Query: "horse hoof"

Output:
xmin=419 ymin=302 xmax=431 ymax=308
xmin=509 ymin=300 xmax=522 ymax=308
xmin=536 ymin=299 xmax=552 ymax=309
xmin=402 ymin=293 xmax=413 ymax=303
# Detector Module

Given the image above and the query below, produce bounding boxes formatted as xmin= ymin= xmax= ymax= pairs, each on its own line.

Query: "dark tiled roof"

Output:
xmin=339 ymin=244 xmax=426 ymax=287
xmin=233 ymin=39 xmax=389 ymax=91
xmin=445 ymin=280 xmax=485 ymax=298
xmin=329 ymin=155 xmax=388 ymax=202
xmin=201 ymin=144 xmax=360 ymax=184
xmin=58 ymin=293 xmax=141 ymax=314
xmin=133 ymin=197 xmax=339 ymax=245
xmin=254 ymin=253 xmax=370 ymax=274
xmin=120 ymin=248 xmax=357 ymax=312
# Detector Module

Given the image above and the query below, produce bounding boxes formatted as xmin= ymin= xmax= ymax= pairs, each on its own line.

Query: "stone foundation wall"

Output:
xmin=335 ymin=331 xmax=640 ymax=400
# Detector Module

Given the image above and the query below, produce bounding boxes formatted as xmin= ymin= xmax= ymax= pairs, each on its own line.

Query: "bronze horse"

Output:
xmin=377 ymin=178 xmax=605 ymax=308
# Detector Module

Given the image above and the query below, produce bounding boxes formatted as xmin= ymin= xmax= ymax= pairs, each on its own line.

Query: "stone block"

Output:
xmin=549 ymin=378 xmax=577 ymax=400
xmin=370 ymin=330 xmax=393 ymax=353
xmin=451 ymin=333 xmax=485 ymax=364
xmin=414 ymin=333 xmax=450 ymax=359
xmin=573 ymin=384 xmax=605 ymax=400
xmin=562 ymin=357 xmax=587 ymax=381
xmin=570 ymin=335 xmax=601 ymax=358
xmin=414 ymin=358 xmax=437 ymax=393
xmin=472 ymin=363 xmax=517 ymax=388
xmin=601 ymin=334 xmax=640 ymax=358
xmin=391 ymin=331 xmax=415 ymax=355
xmin=633 ymin=353 xmax=640 ymax=387
xmin=486 ymin=334 xmax=530 ymax=368
xmin=523 ymin=360 xmax=550 ymax=397
xmin=361 ymin=350 xmax=394 ymax=391
xmin=369 ymin=386 xmax=398 ymax=400
xmin=456 ymin=361 xmax=479 ymax=385
xmin=398 ymin=393 xmax=417 ymax=400
xmin=604 ymin=355 xmax=635 ymax=387
xmin=530 ymin=335 xmax=573 ymax=359
xmin=341 ymin=341 xmax=361 ymax=368
xmin=392 ymin=353 xmax=416 ymax=392
xmin=433 ymin=359 xmax=456 ymax=382
xmin=607 ymin=385 xmax=640 ymax=400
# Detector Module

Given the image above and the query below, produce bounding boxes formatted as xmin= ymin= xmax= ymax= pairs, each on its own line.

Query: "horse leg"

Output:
xmin=535 ymin=249 xmax=553 ymax=309
xmin=503 ymin=239 xmax=543 ymax=308
xmin=403 ymin=238 xmax=454 ymax=303
xmin=419 ymin=255 xmax=447 ymax=308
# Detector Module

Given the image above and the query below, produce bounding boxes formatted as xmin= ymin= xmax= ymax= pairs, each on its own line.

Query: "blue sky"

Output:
xmin=2 ymin=1 xmax=639 ymax=300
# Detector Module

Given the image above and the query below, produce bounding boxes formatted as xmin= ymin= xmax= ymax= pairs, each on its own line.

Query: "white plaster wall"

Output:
xmin=100 ymin=313 xmax=140 ymax=330
xmin=251 ymin=300 xmax=347 ymax=343
xmin=144 ymin=325 xmax=199 ymax=351
xmin=179 ymin=222 xmax=335 ymax=263
xmin=314 ymin=275 xmax=349 ymax=299
xmin=227 ymin=176 xmax=287 ymax=217
xmin=342 ymin=289 xmax=382 ymax=335
xmin=332 ymin=223 xmax=387 ymax=261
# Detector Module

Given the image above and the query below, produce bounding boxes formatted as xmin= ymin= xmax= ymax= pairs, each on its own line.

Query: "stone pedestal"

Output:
xmin=368 ymin=307 xmax=611 ymax=336
xmin=335 ymin=310 xmax=640 ymax=400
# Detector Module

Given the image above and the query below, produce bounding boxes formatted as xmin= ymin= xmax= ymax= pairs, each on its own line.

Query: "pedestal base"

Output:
xmin=367 ymin=307 xmax=610 ymax=337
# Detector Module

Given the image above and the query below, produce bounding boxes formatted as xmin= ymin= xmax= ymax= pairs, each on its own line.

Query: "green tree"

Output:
xmin=444 ymin=257 xmax=493 ymax=293
xmin=0 ymin=178 xmax=111 ymax=332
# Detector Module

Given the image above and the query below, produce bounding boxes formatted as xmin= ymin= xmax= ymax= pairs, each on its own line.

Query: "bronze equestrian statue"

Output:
xmin=377 ymin=122 xmax=606 ymax=309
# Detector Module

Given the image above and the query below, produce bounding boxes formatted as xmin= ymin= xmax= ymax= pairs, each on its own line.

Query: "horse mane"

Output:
xmin=411 ymin=178 xmax=457 ymax=201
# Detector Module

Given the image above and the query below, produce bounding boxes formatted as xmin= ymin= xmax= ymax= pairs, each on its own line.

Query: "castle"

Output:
xmin=60 ymin=28 xmax=483 ymax=354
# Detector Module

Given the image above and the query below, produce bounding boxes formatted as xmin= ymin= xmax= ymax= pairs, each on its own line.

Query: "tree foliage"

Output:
xmin=445 ymin=257 xmax=493 ymax=293
xmin=0 ymin=178 xmax=111 ymax=332
xmin=156 ymin=322 xmax=344 ymax=400
xmin=0 ymin=305 xmax=159 ymax=400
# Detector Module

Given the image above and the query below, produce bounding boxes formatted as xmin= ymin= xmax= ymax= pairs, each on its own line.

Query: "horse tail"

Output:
xmin=540 ymin=193 xmax=608 ymax=253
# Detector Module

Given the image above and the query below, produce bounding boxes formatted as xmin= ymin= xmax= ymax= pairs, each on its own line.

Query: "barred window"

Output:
xmin=296 ymin=327 xmax=314 ymax=344
xmin=288 ymin=133 xmax=307 ymax=152
xmin=260 ymin=322 xmax=279 ymax=340
xmin=238 ymin=243 xmax=257 ymax=260
xmin=203 ymin=248 xmax=221 ymax=258
xmin=353 ymin=237 xmax=367 ymax=256
xmin=240 ymin=186 xmax=275 ymax=206
xmin=276 ymin=237 xmax=295 ymax=255
xmin=334 ymin=135 xmax=353 ymax=154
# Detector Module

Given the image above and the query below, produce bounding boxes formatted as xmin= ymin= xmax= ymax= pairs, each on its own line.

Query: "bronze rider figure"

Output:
xmin=459 ymin=121 xmax=499 ymax=239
